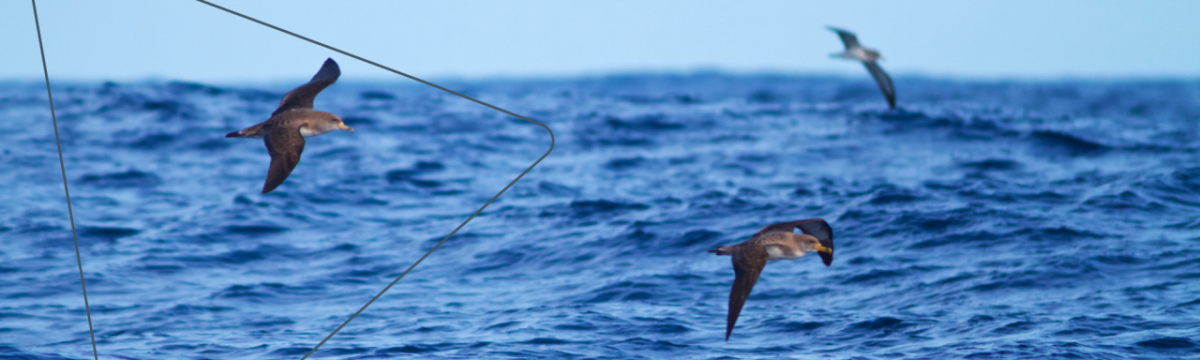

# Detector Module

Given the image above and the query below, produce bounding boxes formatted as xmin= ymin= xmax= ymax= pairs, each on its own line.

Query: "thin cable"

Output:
xmin=31 ymin=1 xmax=99 ymax=360
xmin=195 ymin=0 xmax=550 ymax=132
xmin=194 ymin=2 xmax=555 ymax=358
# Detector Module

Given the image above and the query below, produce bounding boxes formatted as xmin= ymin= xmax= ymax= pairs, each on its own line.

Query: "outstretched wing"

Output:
xmin=725 ymin=245 xmax=767 ymax=341
xmin=827 ymin=26 xmax=860 ymax=50
xmin=272 ymin=58 xmax=341 ymax=116
xmin=758 ymin=218 xmax=830 ymax=239
xmin=759 ymin=218 xmax=834 ymax=265
xmin=864 ymin=61 xmax=896 ymax=109
xmin=261 ymin=125 xmax=306 ymax=194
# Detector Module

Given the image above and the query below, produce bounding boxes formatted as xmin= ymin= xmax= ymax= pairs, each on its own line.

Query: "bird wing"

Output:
xmin=725 ymin=245 xmax=768 ymax=341
xmin=827 ymin=26 xmax=860 ymax=50
xmin=863 ymin=61 xmax=896 ymax=109
xmin=758 ymin=218 xmax=830 ymax=240
xmin=759 ymin=219 xmax=835 ymax=265
xmin=272 ymin=58 xmax=341 ymax=116
xmin=261 ymin=125 xmax=306 ymax=194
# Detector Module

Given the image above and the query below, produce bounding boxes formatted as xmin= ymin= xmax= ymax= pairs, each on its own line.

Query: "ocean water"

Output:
xmin=2 ymin=74 xmax=1199 ymax=359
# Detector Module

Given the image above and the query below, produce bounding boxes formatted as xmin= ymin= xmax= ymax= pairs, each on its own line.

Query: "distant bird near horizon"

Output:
xmin=226 ymin=58 xmax=354 ymax=194
xmin=709 ymin=218 xmax=835 ymax=341
xmin=827 ymin=26 xmax=896 ymax=109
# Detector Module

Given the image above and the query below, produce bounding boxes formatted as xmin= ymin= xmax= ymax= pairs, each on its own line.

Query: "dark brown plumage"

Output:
xmin=709 ymin=218 xmax=835 ymax=341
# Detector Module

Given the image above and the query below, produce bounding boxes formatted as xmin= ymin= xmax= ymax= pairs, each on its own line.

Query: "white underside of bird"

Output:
xmin=831 ymin=47 xmax=878 ymax=62
xmin=765 ymin=245 xmax=805 ymax=260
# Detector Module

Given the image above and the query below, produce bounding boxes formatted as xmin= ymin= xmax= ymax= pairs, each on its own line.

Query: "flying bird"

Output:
xmin=708 ymin=218 xmax=834 ymax=341
xmin=226 ymin=58 xmax=354 ymax=194
xmin=827 ymin=26 xmax=895 ymax=109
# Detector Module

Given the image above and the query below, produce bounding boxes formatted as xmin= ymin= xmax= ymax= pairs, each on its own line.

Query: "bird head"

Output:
xmin=331 ymin=115 xmax=354 ymax=133
xmin=867 ymin=50 xmax=884 ymax=61
xmin=799 ymin=235 xmax=834 ymax=266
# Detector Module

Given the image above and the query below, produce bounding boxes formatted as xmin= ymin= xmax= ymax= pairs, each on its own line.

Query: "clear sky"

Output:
xmin=2 ymin=0 xmax=1198 ymax=83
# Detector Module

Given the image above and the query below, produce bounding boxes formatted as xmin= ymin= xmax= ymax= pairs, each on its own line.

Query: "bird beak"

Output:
xmin=815 ymin=243 xmax=833 ymax=266
xmin=338 ymin=124 xmax=354 ymax=133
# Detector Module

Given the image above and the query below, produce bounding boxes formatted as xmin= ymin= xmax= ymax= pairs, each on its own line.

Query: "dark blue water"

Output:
xmin=2 ymin=74 xmax=1200 ymax=359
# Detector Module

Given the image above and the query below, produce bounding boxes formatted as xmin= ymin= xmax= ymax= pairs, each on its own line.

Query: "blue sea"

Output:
xmin=2 ymin=74 xmax=1199 ymax=359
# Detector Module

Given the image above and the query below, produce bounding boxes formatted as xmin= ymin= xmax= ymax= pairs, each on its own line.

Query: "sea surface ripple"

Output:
xmin=2 ymin=74 xmax=1200 ymax=359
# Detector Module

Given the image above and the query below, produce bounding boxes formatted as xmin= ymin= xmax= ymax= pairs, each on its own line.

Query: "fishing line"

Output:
xmin=31 ymin=1 xmax=100 ymax=359
xmin=194 ymin=2 xmax=555 ymax=358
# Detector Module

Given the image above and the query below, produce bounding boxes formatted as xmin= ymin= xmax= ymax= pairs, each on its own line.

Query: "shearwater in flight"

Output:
xmin=226 ymin=58 xmax=354 ymax=194
xmin=709 ymin=218 xmax=834 ymax=341
xmin=828 ymin=26 xmax=896 ymax=109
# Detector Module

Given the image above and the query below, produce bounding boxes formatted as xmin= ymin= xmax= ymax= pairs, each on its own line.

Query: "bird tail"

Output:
xmin=708 ymin=246 xmax=731 ymax=256
xmin=226 ymin=123 xmax=266 ymax=138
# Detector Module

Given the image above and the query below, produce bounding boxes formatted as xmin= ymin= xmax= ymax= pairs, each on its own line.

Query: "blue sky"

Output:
xmin=2 ymin=0 xmax=1197 ymax=83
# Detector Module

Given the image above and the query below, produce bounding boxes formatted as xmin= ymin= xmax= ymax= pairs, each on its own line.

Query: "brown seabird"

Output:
xmin=827 ymin=26 xmax=896 ymax=109
xmin=708 ymin=218 xmax=834 ymax=341
xmin=226 ymin=58 xmax=354 ymax=194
